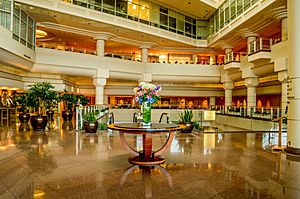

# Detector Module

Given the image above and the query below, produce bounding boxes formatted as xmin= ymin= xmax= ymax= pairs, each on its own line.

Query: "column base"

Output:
xmin=286 ymin=146 xmax=300 ymax=156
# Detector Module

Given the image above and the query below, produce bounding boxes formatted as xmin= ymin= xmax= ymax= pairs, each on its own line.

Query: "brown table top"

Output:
xmin=107 ymin=123 xmax=185 ymax=133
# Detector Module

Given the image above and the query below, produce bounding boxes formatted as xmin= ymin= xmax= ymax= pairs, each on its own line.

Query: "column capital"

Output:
xmin=140 ymin=73 xmax=152 ymax=82
xmin=93 ymin=32 xmax=115 ymax=40
xmin=93 ymin=77 xmax=106 ymax=87
xmin=223 ymin=82 xmax=234 ymax=90
xmin=271 ymin=7 xmax=287 ymax=21
xmin=93 ymin=69 xmax=109 ymax=79
xmin=244 ymin=77 xmax=259 ymax=87
xmin=242 ymin=66 xmax=257 ymax=79
xmin=139 ymin=42 xmax=157 ymax=49
xmin=278 ymin=70 xmax=288 ymax=82
xmin=224 ymin=46 xmax=234 ymax=52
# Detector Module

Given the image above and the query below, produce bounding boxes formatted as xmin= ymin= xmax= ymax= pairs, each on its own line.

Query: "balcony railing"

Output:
xmin=37 ymin=45 xmax=218 ymax=65
xmin=248 ymin=38 xmax=272 ymax=55
xmin=224 ymin=52 xmax=246 ymax=64
xmin=212 ymin=105 xmax=285 ymax=120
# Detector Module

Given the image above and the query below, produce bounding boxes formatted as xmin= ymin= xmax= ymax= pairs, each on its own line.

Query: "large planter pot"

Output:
xmin=62 ymin=121 xmax=73 ymax=131
xmin=30 ymin=114 xmax=48 ymax=131
xmin=62 ymin=110 xmax=73 ymax=121
xmin=84 ymin=121 xmax=98 ymax=133
xmin=181 ymin=122 xmax=193 ymax=133
xmin=19 ymin=123 xmax=31 ymax=131
xmin=19 ymin=113 xmax=30 ymax=123
xmin=46 ymin=110 xmax=54 ymax=118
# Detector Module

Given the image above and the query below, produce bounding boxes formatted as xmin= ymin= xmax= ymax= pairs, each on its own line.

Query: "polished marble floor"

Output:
xmin=0 ymin=120 xmax=299 ymax=199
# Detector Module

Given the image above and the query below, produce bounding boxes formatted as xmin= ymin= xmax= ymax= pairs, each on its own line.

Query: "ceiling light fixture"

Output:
xmin=132 ymin=4 xmax=136 ymax=9
xmin=36 ymin=29 xmax=47 ymax=39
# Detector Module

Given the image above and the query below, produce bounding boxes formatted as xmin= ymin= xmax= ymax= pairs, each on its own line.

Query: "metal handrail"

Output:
xmin=133 ymin=112 xmax=138 ymax=123
xmin=108 ymin=112 xmax=114 ymax=124
xmin=272 ymin=116 xmax=286 ymax=151
xmin=159 ymin=113 xmax=169 ymax=123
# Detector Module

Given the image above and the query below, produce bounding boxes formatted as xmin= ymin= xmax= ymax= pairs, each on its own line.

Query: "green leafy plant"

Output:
xmin=26 ymin=82 xmax=57 ymax=114
xmin=60 ymin=93 xmax=78 ymax=110
xmin=77 ymin=95 xmax=89 ymax=106
xmin=179 ymin=110 xmax=193 ymax=123
xmin=193 ymin=121 xmax=202 ymax=130
xmin=83 ymin=110 xmax=100 ymax=122
xmin=15 ymin=94 xmax=29 ymax=113
xmin=98 ymin=122 xmax=107 ymax=130
xmin=45 ymin=90 xmax=60 ymax=110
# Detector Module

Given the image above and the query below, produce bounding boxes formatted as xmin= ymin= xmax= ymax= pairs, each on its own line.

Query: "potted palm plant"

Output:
xmin=60 ymin=93 xmax=77 ymax=121
xmin=15 ymin=94 xmax=30 ymax=123
xmin=179 ymin=109 xmax=194 ymax=133
xmin=26 ymin=82 xmax=57 ymax=131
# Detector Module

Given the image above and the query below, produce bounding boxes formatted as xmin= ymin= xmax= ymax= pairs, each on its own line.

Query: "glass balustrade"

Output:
xmin=209 ymin=0 xmax=261 ymax=36
xmin=0 ymin=0 xmax=36 ymax=50
xmin=60 ymin=0 xmax=208 ymax=40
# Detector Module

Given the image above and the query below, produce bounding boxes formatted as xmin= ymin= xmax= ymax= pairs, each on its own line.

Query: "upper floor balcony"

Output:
xmin=223 ymin=51 xmax=246 ymax=71
xmin=248 ymin=37 xmax=271 ymax=64
xmin=34 ymin=47 xmax=222 ymax=83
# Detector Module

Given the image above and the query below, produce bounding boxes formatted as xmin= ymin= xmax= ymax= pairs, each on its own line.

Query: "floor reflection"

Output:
xmin=0 ymin=118 xmax=299 ymax=198
xmin=120 ymin=165 xmax=173 ymax=199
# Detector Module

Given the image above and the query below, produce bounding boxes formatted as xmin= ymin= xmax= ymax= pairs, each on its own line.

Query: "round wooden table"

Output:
xmin=107 ymin=123 xmax=185 ymax=166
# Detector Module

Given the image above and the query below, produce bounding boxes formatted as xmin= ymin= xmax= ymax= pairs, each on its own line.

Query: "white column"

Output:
xmin=192 ymin=54 xmax=197 ymax=64
xmin=94 ymin=33 xmax=114 ymax=57
xmin=93 ymin=69 xmax=109 ymax=105
xmin=140 ymin=42 xmax=156 ymax=63
xmin=209 ymin=96 xmax=216 ymax=106
xmin=141 ymin=73 xmax=152 ymax=82
xmin=94 ymin=84 xmax=105 ymax=105
xmin=245 ymin=77 xmax=259 ymax=116
xmin=96 ymin=39 xmax=105 ymax=57
xmin=223 ymin=82 xmax=234 ymax=112
xmin=278 ymin=70 xmax=288 ymax=116
xmin=287 ymin=0 xmax=300 ymax=154
xmin=141 ymin=48 xmax=149 ymax=63
xmin=281 ymin=81 xmax=288 ymax=115
xmin=210 ymin=55 xmax=216 ymax=65
xmin=281 ymin=17 xmax=288 ymax=41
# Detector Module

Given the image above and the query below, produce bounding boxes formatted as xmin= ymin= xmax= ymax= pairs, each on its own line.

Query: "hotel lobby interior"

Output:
xmin=1 ymin=0 xmax=300 ymax=198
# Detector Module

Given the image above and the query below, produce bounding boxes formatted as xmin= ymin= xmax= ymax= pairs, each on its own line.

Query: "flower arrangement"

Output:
xmin=133 ymin=82 xmax=161 ymax=105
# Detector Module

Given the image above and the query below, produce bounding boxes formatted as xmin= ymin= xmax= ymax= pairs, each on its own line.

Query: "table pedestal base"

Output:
xmin=128 ymin=155 xmax=165 ymax=166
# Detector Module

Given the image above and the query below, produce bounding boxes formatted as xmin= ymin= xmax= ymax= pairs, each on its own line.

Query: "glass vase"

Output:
xmin=142 ymin=102 xmax=151 ymax=127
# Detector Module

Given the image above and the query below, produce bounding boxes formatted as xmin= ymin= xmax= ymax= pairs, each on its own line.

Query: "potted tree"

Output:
xmin=179 ymin=109 xmax=194 ymax=133
xmin=15 ymin=94 xmax=30 ymax=123
xmin=83 ymin=110 xmax=100 ymax=133
xmin=60 ymin=93 xmax=77 ymax=121
xmin=45 ymin=90 xmax=60 ymax=118
xmin=77 ymin=94 xmax=89 ymax=106
xmin=26 ymin=82 xmax=57 ymax=131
